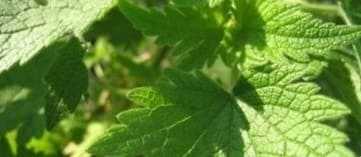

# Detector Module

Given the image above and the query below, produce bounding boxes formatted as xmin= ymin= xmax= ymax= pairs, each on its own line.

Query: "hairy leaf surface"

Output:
xmin=0 ymin=0 xmax=113 ymax=73
xmin=0 ymin=136 xmax=12 ymax=157
xmin=90 ymin=65 xmax=352 ymax=156
xmin=235 ymin=64 xmax=353 ymax=157
xmin=89 ymin=70 xmax=247 ymax=156
xmin=0 ymin=47 xmax=54 ymax=134
xmin=222 ymin=0 xmax=361 ymax=67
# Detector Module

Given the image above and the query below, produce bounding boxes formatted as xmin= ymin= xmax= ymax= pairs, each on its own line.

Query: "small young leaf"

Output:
xmin=0 ymin=37 xmax=89 ymax=133
xmin=0 ymin=45 xmax=56 ymax=134
xmin=127 ymin=87 xmax=168 ymax=108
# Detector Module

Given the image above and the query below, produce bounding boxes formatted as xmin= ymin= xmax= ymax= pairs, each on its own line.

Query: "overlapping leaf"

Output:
xmin=0 ymin=0 xmax=113 ymax=73
xmin=235 ymin=64 xmax=353 ymax=157
xmin=221 ymin=0 xmax=361 ymax=67
xmin=90 ymin=64 xmax=352 ymax=156
xmin=0 ymin=47 xmax=53 ymax=135
xmin=89 ymin=70 xmax=247 ymax=156
xmin=44 ymin=38 xmax=88 ymax=129
xmin=0 ymin=37 xmax=88 ymax=134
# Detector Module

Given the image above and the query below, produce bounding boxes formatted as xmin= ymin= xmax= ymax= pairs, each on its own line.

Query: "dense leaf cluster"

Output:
xmin=1 ymin=0 xmax=361 ymax=156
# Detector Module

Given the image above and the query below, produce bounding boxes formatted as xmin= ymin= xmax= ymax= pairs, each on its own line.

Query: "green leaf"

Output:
xmin=17 ymin=112 xmax=46 ymax=157
xmin=0 ymin=136 xmax=13 ymax=157
xmin=89 ymin=70 xmax=248 ymax=156
xmin=235 ymin=64 xmax=353 ymax=157
xmin=83 ymin=7 xmax=142 ymax=47
xmin=90 ymin=64 xmax=352 ymax=156
xmin=222 ymin=0 xmax=361 ymax=67
xmin=0 ymin=0 xmax=113 ymax=73
xmin=0 ymin=47 xmax=55 ymax=135
xmin=127 ymin=87 xmax=168 ymax=108
xmin=44 ymin=38 xmax=88 ymax=129
xmin=0 ymin=37 xmax=88 ymax=134
xmin=119 ymin=0 xmax=224 ymax=70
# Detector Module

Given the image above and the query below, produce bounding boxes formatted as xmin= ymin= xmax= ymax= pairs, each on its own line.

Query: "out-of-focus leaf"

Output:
xmin=0 ymin=37 xmax=89 ymax=134
xmin=45 ymin=38 xmax=88 ymax=129
xmin=317 ymin=59 xmax=361 ymax=124
xmin=0 ymin=136 xmax=13 ymax=157
xmin=84 ymin=7 xmax=142 ymax=47
xmin=345 ymin=116 xmax=361 ymax=155
xmin=89 ymin=70 xmax=247 ymax=156
xmin=0 ymin=45 xmax=56 ymax=134
xmin=16 ymin=112 xmax=46 ymax=157
xmin=342 ymin=0 xmax=361 ymax=24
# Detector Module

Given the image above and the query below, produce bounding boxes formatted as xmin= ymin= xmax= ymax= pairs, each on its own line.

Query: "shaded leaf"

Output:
xmin=119 ymin=0 xmax=224 ymax=70
xmin=45 ymin=38 xmax=88 ymax=129
xmin=0 ymin=0 xmax=113 ymax=73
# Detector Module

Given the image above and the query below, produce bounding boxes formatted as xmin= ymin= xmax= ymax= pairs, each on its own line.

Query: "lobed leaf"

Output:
xmin=89 ymin=70 xmax=248 ymax=157
xmin=235 ymin=64 xmax=353 ymax=157
xmin=342 ymin=0 xmax=361 ymax=24
xmin=222 ymin=0 xmax=361 ymax=67
xmin=90 ymin=64 xmax=352 ymax=157
xmin=0 ymin=47 xmax=54 ymax=135
xmin=44 ymin=38 xmax=88 ymax=129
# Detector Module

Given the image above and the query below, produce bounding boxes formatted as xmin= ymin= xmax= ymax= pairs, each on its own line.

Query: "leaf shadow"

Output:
xmin=231 ymin=1 xmax=267 ymax=64
xmin=233 ymin=73 xmax=265 ymax=112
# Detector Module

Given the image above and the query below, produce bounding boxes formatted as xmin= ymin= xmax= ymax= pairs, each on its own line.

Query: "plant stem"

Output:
xmin=337 ymin=1 xmax=353 ymax=25
xmin=294 ymin=0 xmax=340 ymax=13
xmin=337 ymin=1 xmax=361 ymax=75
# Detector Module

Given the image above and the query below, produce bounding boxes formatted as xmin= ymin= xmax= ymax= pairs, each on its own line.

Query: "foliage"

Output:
xmin=1 ymin=0 xmax=361 ymax=157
